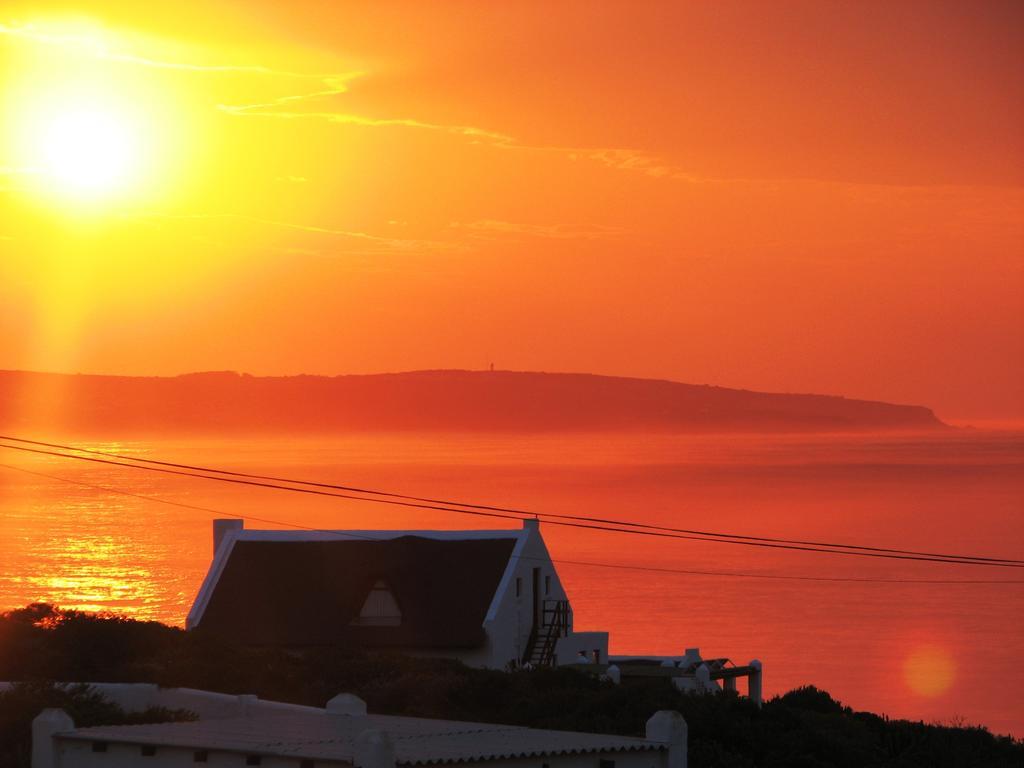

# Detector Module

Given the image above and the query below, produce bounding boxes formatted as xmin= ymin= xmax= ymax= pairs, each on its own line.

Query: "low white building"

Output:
xmin=187 ymin=519 xmax=607 ymax=669
xmin=32 ymin=690 xmax=688 ymax=768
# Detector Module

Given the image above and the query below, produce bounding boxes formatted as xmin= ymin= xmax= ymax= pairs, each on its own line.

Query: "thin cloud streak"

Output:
xmin=1 ymin=19 xmax=692 ymax=183
xmin=139 ymin=212 xmax=465 ymax=254
xmin=2 ymin=19 xmax=795 ymax=187
xmin=217 ymin=101 xmax=705 ymax=181
xmin=216 ymin=105 xmax=514 ymax=144
xmin=453 ymin=219 xmax=624 ymax=241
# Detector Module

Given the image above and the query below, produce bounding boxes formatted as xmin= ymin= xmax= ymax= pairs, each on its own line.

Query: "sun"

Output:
xmin=36 ymin=104 xmax=141 ymax=198
xmin=5 ymin=74 xmax=152 ymax=205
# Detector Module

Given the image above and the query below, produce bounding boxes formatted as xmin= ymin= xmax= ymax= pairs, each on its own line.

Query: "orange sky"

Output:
xmin=1 ymin=0 xmax=1021 ymax=419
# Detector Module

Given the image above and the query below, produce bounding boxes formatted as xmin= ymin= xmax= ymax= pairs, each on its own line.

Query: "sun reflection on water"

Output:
xmin=0 ymin=433 xmax=1021 ymax=737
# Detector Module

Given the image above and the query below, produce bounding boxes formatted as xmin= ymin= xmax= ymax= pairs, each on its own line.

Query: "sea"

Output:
xmin=1 ymin=429 xmax=1021 ymax=737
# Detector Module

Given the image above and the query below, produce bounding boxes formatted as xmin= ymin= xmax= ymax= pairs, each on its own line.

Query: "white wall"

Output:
xmin=479 ymin=521 xmax=571 ymax=668
xmin=555 ymin=632 xmax=611 ymax=666
xmin=477 ymin=751 xmax=666 ymax=768
xmin=53 ymin=741 xmax=662 ymax=768
xmin=54 ymin=740 xmax=345 ymax=767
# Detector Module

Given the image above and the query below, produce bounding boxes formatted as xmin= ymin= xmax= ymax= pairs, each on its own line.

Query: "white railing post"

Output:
xmin=748 ymin=659 xmax=763 ymax=707
xmin=695 ymin=663 xmax=712 ymax=693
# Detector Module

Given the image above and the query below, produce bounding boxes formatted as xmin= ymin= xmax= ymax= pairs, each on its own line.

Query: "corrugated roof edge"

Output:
xmin=57 ymin=714 xmax=664 ymax=764
xmin=401 ymin=743 xmax=665 ymax=765
xmin=57 ymin=731 xmax=662 ymax=766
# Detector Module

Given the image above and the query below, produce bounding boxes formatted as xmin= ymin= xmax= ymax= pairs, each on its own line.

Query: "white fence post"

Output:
xmin=355 ymin=729 xmax=396 ymax=768
xmin=645 ymin=710 xmax=687 ymax=768
xmin=327 ymin=693 xmax=368 ymax=716
xmin=32 ymin=709 xmax=74 ymax=768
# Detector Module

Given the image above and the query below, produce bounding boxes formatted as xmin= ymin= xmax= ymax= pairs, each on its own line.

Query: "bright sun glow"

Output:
xmin=1 ymin=20 xmax=184 ymax=207
xmin=37 ymin=105 xmax=140 ymax=197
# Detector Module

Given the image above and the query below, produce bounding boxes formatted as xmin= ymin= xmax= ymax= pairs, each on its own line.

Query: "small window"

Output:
xmin=246 ymin=757 xmax=262 ymax=766
xmin=350 ymin=580 xmax=402 ymax=626
xmin=141 ymin=744 xmax=157 ymax=756
xmin=194 ymin=751 xmax=209 ymax=763
xmin=545 ymin=575 xmax=551 ymax=595
xmin=91 ymin=742 xmax=108 ymax=753
xmin=515 ymin=577 xmax=522 ymax=598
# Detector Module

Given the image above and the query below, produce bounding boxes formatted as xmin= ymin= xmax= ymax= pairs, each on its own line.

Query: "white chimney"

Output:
xmin=213 ymin=519 xmax=244 ymax=555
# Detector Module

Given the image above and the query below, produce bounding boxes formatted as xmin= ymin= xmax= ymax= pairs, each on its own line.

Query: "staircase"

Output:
xmin=523 ymin=600 xmax=571 ymax=667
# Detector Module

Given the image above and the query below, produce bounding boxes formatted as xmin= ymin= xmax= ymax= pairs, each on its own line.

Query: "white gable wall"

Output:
xmin=477 ymin=519 xmax=571 ymax=668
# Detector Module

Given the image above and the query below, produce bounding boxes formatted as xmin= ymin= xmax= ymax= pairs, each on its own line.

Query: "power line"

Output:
xmin=541 ymin=557 xmax=1024 ymax=585
xmin=0 ymin=441 xmax=525 ymax=521
xmin=1 ymin=439 xmax=1021 ymax=568
xmin=3 ymin=433 xmax=1020 ymax=566
xmin=3 ymin=439 xmax=1020 ymax=569
xmin=3 ymin=461 xmax=1021 ymax=586
xmin=0 ymin=462 xmax=405 ymax=542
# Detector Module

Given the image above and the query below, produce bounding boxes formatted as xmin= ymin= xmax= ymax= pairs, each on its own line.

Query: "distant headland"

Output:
xmin=0 ymin=369 xmax=947 ymax=434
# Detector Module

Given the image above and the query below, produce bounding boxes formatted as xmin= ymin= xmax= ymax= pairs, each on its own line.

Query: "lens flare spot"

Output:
xmin=903 ymin=644 xmax=956 ymax=697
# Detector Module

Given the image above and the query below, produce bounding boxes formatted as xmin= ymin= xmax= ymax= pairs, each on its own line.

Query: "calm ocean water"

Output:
xmin=1 ymin=431 xmax=1021 ymax=736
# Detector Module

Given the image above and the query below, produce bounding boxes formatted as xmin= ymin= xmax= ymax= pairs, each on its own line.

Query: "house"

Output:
xmin=186 ymin=518 xmax=608 ymax=669
xmin=31 ymin=690 xmax=688 ymax=768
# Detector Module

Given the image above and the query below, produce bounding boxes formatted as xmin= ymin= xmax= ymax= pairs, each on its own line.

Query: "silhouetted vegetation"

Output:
xmin=1 ymin=605 xmax=1020 ymax=768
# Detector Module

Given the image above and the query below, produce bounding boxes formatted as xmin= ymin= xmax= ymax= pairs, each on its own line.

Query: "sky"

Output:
xmin=0 ymin=0 xmax=1022 ymax=420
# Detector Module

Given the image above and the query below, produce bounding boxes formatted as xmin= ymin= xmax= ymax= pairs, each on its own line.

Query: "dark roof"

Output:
xmin=196 ymin=536 xmax=517 ymax=648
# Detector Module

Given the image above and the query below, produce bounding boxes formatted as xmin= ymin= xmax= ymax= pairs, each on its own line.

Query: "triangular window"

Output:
xmin=350 ymin=579 xmax=402 ymax=626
